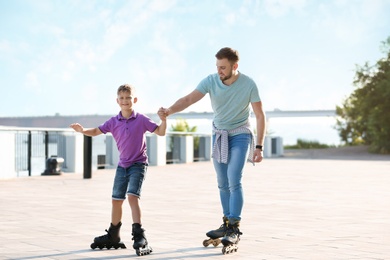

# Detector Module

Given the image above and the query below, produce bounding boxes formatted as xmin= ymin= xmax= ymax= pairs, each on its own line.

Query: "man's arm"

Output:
xmin=251 ymin=101 xmax=266 ymax=162
xmin=165 ymin=90 xmax=205 ymax=116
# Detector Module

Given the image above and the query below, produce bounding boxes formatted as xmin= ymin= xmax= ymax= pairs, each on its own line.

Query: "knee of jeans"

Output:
xmin=229 ymin=183 xmax=242 ymax=192
xmin=218 ymin=184 xmax=229 ymax=193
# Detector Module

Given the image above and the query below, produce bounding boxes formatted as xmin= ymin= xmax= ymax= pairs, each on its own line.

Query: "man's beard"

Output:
xmin=220 ymin=70 xmax=233 ymax=82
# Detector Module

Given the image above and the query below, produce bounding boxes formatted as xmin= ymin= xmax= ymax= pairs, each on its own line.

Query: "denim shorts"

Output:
xmin=112 ymin=163 xmax=147 ymax=200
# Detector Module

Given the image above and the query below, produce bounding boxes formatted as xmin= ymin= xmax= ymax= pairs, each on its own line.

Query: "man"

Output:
xmin=159 ymin=47 xmax=266 ymax=254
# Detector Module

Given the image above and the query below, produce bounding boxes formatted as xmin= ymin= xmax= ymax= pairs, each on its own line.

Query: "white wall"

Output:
xmin=0 ymin=132 xmax=16 ymax=179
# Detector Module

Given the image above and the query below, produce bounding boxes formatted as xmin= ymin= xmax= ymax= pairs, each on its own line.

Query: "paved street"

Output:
xmin=1 ymin=155 xmax=389 ymax=259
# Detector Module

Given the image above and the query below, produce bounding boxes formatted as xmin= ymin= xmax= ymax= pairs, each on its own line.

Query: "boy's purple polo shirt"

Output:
xmin=98 ymin=110 xmax=158 ymax=168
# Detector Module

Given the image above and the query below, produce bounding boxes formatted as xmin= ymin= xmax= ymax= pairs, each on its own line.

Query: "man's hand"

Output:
xmin=253 ymin=149 xmax=263 ymax=163
xmin=157 ymin=107 xmax=167 ymax=121
xmin=158 ymin=107 xmax=171 ymax=117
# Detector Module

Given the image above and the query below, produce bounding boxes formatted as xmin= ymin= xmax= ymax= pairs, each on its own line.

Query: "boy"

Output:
xmin=70 ymin=84 xmax=167 ymax=256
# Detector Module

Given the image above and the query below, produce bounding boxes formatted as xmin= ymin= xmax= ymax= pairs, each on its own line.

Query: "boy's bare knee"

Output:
xmin=112 ymin=199 xmax=124 ymax=206
xmin=127 ymin=194 xmax=139 ymax=203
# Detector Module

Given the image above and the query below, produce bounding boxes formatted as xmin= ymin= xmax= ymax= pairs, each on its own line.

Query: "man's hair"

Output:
xmin=215 ymin=47 xmax=240 ymax=63
xmin=117 ymin=84 xmax=136 ymax=96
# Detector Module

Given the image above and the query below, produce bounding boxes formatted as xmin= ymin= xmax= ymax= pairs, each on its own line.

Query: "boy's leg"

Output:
xmin=111 ymin=166 xmax=129 ymax=224
xmin=111 ymin=199 xmax=124 ymax=225
xmin=128 ymin=195 xmax=141 ymax=224
xmin=126 ymin=162 xmax=147 ymax=223
xmin=126 ymin=163 xmax=152 ymax=255
xmin=89 ymin=166 xmax=128 ymax=250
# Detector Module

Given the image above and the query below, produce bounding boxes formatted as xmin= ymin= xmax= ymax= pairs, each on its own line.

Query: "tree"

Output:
xmin=166 ymin=119 xmax=199 ymax=163
xmin=170 ymin=119 xmax=197 ymax=133
xmin=336 ymin=37 xmax=390 ymax=154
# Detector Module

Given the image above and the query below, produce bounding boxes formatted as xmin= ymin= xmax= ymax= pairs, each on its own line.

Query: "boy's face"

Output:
xmin=116 ymin=90 xmax=137 ymax=111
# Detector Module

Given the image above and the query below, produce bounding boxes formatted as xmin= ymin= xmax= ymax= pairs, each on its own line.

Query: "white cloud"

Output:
xmin=25 ymin=72 xmax=40 ymax=90
xmin=313 ymin=0 xmax=389 ymax=44
xmin=263 ymin=0 xmax=306 ymax=17
xmin=0 ymin=40 xmax=11 ymax=52
xmin=149 ymin=0 xmax=177 ymax=12
xmin=1 ymin=0 xmax=389 ymax=118
xmin=33 ymin=23 xmax=65 ymax=37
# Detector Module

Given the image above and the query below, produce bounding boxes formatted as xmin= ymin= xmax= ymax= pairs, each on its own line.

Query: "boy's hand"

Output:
xmin=158 ymin=107 xmax=167 ymax=120
xmin=70 ymin=123 xmax=84 ymax=133
xmin=158 ymin=107 xmax=170 ymax=117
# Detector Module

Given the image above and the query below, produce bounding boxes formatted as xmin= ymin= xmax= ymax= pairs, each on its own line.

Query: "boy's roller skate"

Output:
xmin=90 ymin=222 xmax=126 ymax=250
xmin=221 ymin=220 xmax=242 ymax=254
xmin=202 ymin=217 xmax=228 ymax=247
xmin=132 ymin=223 xmax=153 ymax=256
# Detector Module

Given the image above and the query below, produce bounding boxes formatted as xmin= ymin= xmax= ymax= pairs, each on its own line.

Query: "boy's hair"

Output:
xmin=215 ymin=47 xmax=240 ymax=64
xmin=117 ymin=84 xmax=136 ymax=96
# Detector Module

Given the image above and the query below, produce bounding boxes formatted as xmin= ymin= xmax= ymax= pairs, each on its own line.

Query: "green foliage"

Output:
xmin=170 ymin=119 xmax=197 ymax=132
xmin=284 ymin=139 xmax=333 ymax=149
xmin=169 ymin=119 xmax=199 ymax=150
xmin=336 ymin=37 xmax=390 ymax=154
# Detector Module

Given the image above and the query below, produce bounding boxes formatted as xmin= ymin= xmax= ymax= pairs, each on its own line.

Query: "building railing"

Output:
xmin=0 ymin=127 xmax=283 ymax=179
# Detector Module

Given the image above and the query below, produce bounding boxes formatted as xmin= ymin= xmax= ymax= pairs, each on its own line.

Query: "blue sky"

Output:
xmin=1 ymin=0 xmax=389 ymax=117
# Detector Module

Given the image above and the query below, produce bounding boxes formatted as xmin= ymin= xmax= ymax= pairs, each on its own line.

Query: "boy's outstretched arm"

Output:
xmin=70 ymin=123 xmax=102 ymax=137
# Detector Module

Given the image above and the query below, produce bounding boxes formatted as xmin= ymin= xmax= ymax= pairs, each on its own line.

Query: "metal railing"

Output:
xmin=1 ymin=127 xmax=212 ymax=178
xmin=9 ymin=128 xmax=73 ymax=177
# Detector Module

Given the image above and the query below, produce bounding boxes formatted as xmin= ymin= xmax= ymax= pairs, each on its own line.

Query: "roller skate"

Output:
xmin=90 ymin=222 xmax=126 ymax=250
xmin=202 ymin=217 xmax=228 ymax=247
xmin=221 ymin=220 xmax=242 ymax=255
xmin=132 ymin=223 xmax=153 ymax=256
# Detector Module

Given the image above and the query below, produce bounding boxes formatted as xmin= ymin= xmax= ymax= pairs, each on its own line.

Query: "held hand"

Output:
xmin=157 ymin=107 xmax=167 ymax=120
xmin=158 ymin=107 xmax=171 ymax=117
xmin=253 ymin=149 xmax=263 ymax=163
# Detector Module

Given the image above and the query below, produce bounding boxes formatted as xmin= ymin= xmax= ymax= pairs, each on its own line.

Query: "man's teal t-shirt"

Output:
xmin=196 ymin=72 xmax=261 ymax=130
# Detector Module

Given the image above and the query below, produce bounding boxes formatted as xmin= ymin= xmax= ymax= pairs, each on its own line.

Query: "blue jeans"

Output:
xmin=112 ymin=163 xmax=147 ymax=200
xmin=212 ymin=133 xmax=251 ymax=223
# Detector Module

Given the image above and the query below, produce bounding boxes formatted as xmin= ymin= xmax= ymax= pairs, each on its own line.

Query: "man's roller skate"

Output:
xmin=221 ymin=220 xmax=242 ymax=255
xmin=90 ymin=222 xmax=126 ymax=250
xmin=132 ymin=223 xmax=153 ymax=256
xmin=202 ymin=217 xmax=228 ymax=247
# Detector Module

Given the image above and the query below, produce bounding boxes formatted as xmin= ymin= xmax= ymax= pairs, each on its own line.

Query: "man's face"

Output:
xmin=216 ymin=58 xmax=234 ymax=81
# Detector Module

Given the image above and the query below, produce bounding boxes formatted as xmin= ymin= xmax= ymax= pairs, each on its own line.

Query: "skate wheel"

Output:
xmin=90 ymin=243 xmax=97 ymax=249
xmin=203 ymin=239 xmax=210 ymax=247
xmin=135 ymin=245 xmax=153 ymax=256
xmin=212 ymin=239 xmax=220 ymax=247
xmin=222 ymin=245 xmax=236 ymax=255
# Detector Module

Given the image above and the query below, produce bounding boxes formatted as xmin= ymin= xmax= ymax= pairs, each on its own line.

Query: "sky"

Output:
xmin=1 ymin=0 xmax=389 ymax=118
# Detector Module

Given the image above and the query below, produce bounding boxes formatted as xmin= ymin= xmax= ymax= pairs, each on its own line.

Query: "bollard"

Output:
xmin=42 ymin=156 xmax=64 ymax=175
xmin=83 ymin=136 xmax=92 ymax=179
